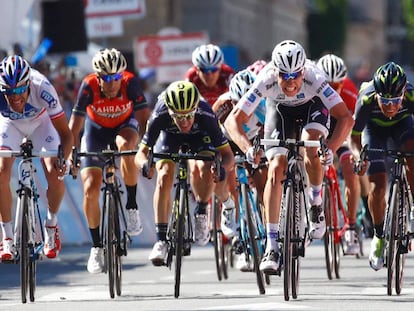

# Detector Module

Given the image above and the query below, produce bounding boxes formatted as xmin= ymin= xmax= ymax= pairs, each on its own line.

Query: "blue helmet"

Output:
xmin=0 ymin=55 xmax=31 ymax=90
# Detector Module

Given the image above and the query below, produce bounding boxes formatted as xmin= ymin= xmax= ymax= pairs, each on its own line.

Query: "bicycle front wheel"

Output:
xmin=18 ymin=192 xmax=30 ymax=304
xmin=322 ymin=181 xmax=335 ymax=280
xmin=212 ymin=195 xmax=226 ymax=281
xmin=282 ymin=184 xmax=294 ymax=301
xmin=104 ymin=191 xmax=116 ymax=299
xmin=386 ymin=182 xmax=398 ymax=296
xmin=174 ymin=187 xmax=187 ymax=298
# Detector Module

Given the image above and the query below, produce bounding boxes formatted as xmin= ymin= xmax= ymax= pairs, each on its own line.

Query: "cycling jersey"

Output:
xmin=141 ymin=94 xmax=229 ymax=153
xmin=340 ymin=77 xmax=358 ymax=114
xmin=72 ymin=71 xmax=147 ymax=128
xmin=184 ymin=64 xmax=235 ymax=106
xmin=0 ymin=69 xmax=64 ymax=151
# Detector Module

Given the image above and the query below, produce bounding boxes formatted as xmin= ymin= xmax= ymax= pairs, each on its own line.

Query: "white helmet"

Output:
xmin=192 ymin=44 xmax=223 ymax=69
xmin=272 ymin=40 xmax=306 ymax=73
xmin=92 ymin=48 xmax=127 ymax=75
xmin=229 ymin=69 xmax=256 ymax=101
xmin=317 ymin=54 xmax=347 ymax=83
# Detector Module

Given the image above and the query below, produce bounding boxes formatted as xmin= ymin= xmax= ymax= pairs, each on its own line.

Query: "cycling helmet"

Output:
xmin=247 ymin=60 xmax=267 ymax=75
xmin=317 ymin=54 xmax=347 ymax=83
xmin=192 ymin=44 xmax=224 ymax=69
xmin=92 ymin=48 xmax=127 ymax=75
xmin=165 ymin=81 xmax=200 ymax=112
xmin=373 ymin=61 xmax=406 ymax=97
xmin=229 ymin=69 xmax=256 ymax=101
xmin=0 ymin=55 xmax=31 ymax=90
xmin=272 ymin=40 xmax=306 ymax=73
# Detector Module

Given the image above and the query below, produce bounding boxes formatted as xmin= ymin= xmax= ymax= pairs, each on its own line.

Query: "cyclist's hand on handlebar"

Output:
xmin=211 ymin=165 xmax=226 ymax=183
xmin=245 ymin=146 xmax=262 ymax=168
xmin=54 ymin=159 xmax=70 ymax=181
xmin=318 ymin=147 xmax=334 ymax=166
xmin=142 ymin=161 xmax=155 ymax=179
xmin=353 ymin=159 xmax=368 ymax=176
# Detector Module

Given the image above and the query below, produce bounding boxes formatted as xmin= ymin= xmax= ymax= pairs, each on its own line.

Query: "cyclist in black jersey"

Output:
xmin=135 ymin=81 xmax=236 ymax=266
xmin=351 ymin=61 xmax=414 ymax=271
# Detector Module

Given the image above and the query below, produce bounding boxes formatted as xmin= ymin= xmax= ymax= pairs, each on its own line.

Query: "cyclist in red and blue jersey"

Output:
xmin=0 ymin=55 xmax=73 ymax=261
xmin=185 ymin=44 xmax=235 ymax=107
xmin=135 ymin=81 xmax=236 ymax=266
xmin=69 ymin=48 xmax=149 ymax=274
xmin=317 ymin=54 xmax=362 ymax=255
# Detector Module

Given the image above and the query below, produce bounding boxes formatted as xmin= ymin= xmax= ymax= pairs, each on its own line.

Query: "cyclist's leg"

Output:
xmin=0 ymin=121 xmax=23 ymax=260
xmin=116 ymin=118 xmax=142 ymax=235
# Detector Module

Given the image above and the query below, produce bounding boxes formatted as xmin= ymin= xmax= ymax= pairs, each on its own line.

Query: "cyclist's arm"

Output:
xmin=224 ymin=107 xmax=252 ymax=153
xmin=327 ymin=101 xmax=354 ymax=153
xmin=68 ymin=113 xmax=85 ymax=149
xmin=216 ymin=143 xmax=235 ymax=173
xmin=134 ymin=107 xmax=150 ymax=142
xmin=52 ymin=114 xmax=74 ymax=160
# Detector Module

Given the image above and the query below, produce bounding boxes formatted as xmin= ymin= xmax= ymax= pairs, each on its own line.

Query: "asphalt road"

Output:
xmin=0 ymin=239 xmax=414 ymax=311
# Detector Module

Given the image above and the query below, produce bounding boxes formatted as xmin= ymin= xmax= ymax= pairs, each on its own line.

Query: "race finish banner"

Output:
xmin=134 ymin=32 xmax=209 ymax=84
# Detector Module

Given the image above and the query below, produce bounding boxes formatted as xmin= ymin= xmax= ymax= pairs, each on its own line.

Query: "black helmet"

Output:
xmin=373 ymin=62 xmax=406 ymax=97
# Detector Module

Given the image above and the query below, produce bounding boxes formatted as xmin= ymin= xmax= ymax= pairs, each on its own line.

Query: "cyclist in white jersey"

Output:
xmin=0 ymin=55 xmax=73 ymax=261
xmin=225 ymin=40 xmax=354 ymax=273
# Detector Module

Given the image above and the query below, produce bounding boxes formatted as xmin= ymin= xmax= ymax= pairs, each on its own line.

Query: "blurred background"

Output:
xmin=1 ymin=0 xmax=413 ymax=246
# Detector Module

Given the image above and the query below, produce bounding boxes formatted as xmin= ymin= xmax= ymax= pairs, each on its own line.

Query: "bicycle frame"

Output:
xmin=149 ymin=148 xmax=219 ymax=298
xmin=0 ymin=140 xmax=58 ymax=303
xmin=235 ymin=154 xmax=266 ymax=295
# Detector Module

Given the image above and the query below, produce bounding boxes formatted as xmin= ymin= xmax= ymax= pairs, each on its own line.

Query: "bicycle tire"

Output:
xmin=105 ymin=191 xmax=116 ymax=299
xmin=282 ymin=184 xmax=293 ymax=301
xmin=386 ymin=182 xmax=398 ymax=296
xmin=174 ymin=187 xmax=187 ymax=298
xmin=242 ymin=184 xmax=265 ymax=295
xmin=322 ymin=181 xmax=334 ymax=280
xmin=19 ymin=192 xmax=30 ymax=304
xmin=212 ymin=195 xmax=224 ymax=281
xmin=114 ymin=198 xmax=122 ymax=296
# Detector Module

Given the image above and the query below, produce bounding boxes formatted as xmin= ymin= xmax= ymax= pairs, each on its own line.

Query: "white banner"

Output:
xmin=85 ymin=0 xmax=146 ymax=18
xmin=86 ymin=16 xmax=123 ymax=38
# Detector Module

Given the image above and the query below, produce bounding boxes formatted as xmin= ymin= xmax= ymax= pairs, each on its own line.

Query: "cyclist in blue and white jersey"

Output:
xmin=225 ymin=40 xmax=354 ymax=274
xmin=135 ymin=81 xmax=236 ymax=266
xmin=0 ymin=55 xmax=73 ymax=261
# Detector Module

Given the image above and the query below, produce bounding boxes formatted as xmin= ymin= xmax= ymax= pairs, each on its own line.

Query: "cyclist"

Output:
xmin=316 ymin=54 xmax=361 ymax=255
xmin=218 ymin=63 xmax=268 ymax=271
xmin=0 ymin=55 xmax=73 ymax=261
xmin=225 ymin=40 xmax=354 ymax=273
xmin=69 ymin=48 xmax=149 ymax=273
xmin=351 ymin=61 xmax=414 ymax=271
xmin=134 ymin=81 xmax=236 ymax=266
xmin=185 ymin=43 xmax=235 ymax=107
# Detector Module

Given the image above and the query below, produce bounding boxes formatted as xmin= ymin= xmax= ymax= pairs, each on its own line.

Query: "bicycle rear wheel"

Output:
xmin=114 ymin=203 xmax=122 ymax=296
xmin=104 ymin=191 xmax=116 ymax=299
xmin=322 ymin=181 xmax=335 ymax=280
xmin=174 ymin=187 xmax=187 ymax=298
xmin=242 ymin=184 xmax=265 ymax=295
xmin=282 ymin=184 xmax=293 ymax=301
xmin=19 ymin=192 xmax=30 ymax=304
xmin=386 ymin=182 xmax=398 ymax=296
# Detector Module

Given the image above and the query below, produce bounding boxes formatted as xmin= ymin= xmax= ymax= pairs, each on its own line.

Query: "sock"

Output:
xmin=194 ymin=201 xmax=208 ymax=215
xmin=310 ymin=184 xmax=322 ymax=206
xmin=374 ymin=223 xmax=384 ymax=238
xmin=45 ymin=210 xmax=58 ymax=227
xmin=126 ymin=184 xmax=138 ymax=210
xmin=266 ymin=223 xmax=279 ymax=252
xmin=89 ymin=227 xmax=102 ymax=248
xmin=155 ymin=223 xmax=168 ymax=241
xmin=0 ymin=221 xmax=13 ymax=240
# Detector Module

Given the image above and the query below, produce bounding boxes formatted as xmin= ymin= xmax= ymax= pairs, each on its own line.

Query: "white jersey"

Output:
xmin=236 ymin=60 xmax=343 ymax=116
xmin=0 ymin=69 xmax=64 ymax=151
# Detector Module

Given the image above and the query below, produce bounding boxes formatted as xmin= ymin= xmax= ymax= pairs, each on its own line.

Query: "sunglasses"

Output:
xmin=200 ymin=67 xmax=219 ymax=74
xmin=378 ymin=95 xmax=403 ymax=106
xmin=2 ymin=84 xmax=29 ymax=96
xmin=100 ymin=72 xmax=123 ymax=82
xmin=170 ymin=110 xmax=196 ymax=121
xmin=279 ymin=70 xmax=302 ymax=81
